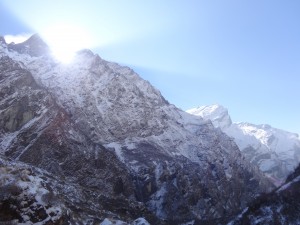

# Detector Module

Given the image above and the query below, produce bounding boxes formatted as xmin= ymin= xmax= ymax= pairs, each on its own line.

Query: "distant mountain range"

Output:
xmin=187 ymin=104 xmax=300 ymax=186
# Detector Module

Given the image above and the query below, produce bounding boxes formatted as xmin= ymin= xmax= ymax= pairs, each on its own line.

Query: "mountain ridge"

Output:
xmin=187 ymin=104 xmax=300 ymax=186
xmin=0 ymin=35 xmax=273 ymax=224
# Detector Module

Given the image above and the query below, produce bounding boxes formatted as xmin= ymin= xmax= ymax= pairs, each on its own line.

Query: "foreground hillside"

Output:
xmin=227 ymin=164 xmax=300 ymax=225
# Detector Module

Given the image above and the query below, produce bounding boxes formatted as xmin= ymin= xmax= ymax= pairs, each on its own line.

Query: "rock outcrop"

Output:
xmin=227 ymin=164 xmax=300 ymax=225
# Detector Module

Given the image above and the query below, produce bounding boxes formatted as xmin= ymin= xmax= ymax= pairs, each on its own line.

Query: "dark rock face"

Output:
xmin=0 ymin=35 xmax=274 ymax=224
xmin=123 ymin=141 xmax=271 ymax=223
xmin=227 ymin=164 xmax=300 ymax=225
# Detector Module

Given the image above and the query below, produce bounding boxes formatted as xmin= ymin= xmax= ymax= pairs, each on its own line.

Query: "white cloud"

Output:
xmin=4 ymin=33 xmax=32 ymax=44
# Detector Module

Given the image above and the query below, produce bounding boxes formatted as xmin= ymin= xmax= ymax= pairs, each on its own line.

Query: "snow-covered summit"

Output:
xmin=186 ymin=104 xmax=232 ymax=129
xmin=7 ymin=33 xmax=49 ymax=57
xmin=187 ymin=104 xmax=300 ymax=185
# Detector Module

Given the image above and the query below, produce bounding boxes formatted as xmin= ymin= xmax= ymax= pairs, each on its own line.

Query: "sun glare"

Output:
xmin=4 ymin=34 xmax=32 ymax=44
xmin=42 ymin=24 xmax=92 ymax=63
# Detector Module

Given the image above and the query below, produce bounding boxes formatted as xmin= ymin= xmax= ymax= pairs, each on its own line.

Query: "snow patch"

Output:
xmin=104 ymin=142 xmax=124 ymax=162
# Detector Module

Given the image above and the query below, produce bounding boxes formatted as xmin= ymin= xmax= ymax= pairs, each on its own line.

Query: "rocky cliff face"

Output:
xmin=227 ymin=164 xmax=300 ymax=225
xmin=0 ymin=35 xmax=273 ymax=224
xmin=0 ymin=43 xmax=157 ymax=224
xmin=187 ymin=104 xmax=300 ymax=186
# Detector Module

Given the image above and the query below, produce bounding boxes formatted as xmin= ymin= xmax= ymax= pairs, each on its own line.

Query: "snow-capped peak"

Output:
xmin=187 ymin=104 xmax=300 ymax=185
xmin=186 ymin=104 xmax=232 ymax=129
xmin=7 ymin=33 xmax=49 ymax=57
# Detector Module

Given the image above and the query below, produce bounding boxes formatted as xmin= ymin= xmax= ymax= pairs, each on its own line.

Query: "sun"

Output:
xmin=41 ymin=24 xmax=92 ymax=63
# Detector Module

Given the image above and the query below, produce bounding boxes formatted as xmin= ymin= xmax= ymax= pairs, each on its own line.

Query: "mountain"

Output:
xmin=227 ymin=164 xmax=300 ymax=225
xmin=0 ymin=35 xmax=273 ymax=224
xmin=187 ymin=104 xmax=300 ymax=186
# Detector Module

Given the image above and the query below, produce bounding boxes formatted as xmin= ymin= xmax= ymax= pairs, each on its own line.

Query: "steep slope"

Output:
xmin=227 ymin=164 xmax=300 ymax=225
xmin=0 ymin=157 xmax=68 ymax=224
xmin=0 ymin=156 xmax=154 ymax=225
xmin=187 ymin=104 xmax=300 ymax=185
xmin=0 ymin=41 xmax=157 ymax=224
xmin=1 ymin=35 xmax=273 ymax=223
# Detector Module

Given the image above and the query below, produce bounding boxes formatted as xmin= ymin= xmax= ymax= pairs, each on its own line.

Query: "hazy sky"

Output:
xmin=1 ymin=0 xmax=300 ymax=134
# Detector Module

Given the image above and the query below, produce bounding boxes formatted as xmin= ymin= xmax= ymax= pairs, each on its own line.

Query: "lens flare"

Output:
xmin=41 ymin=23 xmax=92 ymax=63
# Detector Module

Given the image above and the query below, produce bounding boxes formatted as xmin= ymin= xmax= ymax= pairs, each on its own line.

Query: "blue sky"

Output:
xmin=1 ymin=0 xmax=300 ymax=134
